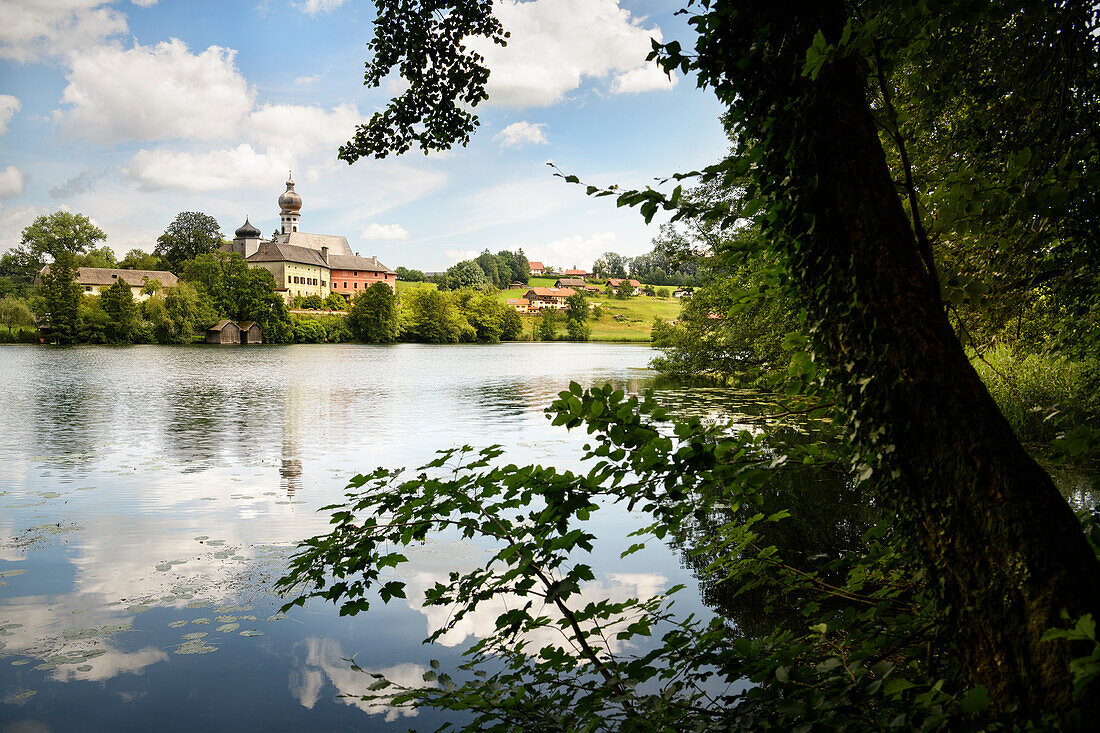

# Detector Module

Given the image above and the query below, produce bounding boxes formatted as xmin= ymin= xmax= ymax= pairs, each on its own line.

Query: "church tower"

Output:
xmin=278 ymin=172 xmax=302 ymax=234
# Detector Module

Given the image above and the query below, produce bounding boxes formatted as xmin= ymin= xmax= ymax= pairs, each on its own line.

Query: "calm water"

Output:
xmin=2 ymin=344 xmax=1094 ymax=732
xmin=0 ymin=343 xmax=734 ymax=732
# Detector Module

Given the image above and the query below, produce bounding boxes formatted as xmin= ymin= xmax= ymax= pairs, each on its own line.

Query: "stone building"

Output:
xmin=35 ymin=266 xmax=177 ymax=302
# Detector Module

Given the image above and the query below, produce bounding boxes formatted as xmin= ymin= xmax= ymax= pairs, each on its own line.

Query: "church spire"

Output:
xmin=278 ymin=173 xmax=302 ymax=234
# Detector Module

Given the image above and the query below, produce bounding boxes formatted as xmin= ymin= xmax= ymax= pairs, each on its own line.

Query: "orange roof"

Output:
xmin=526 ymin=287 xmax=576 ymax=298
xmin=528 ymin=261 xmax=545 ymax=270
xmin=564 ymin=269 xmax=587 ymax=276
xmin=628 ymin=279 xmax=641 ymax=287
xmin=507 ymin=298 xmax=530 ymax=305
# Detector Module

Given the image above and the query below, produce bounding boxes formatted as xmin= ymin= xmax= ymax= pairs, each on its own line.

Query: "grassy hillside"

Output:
xmin=498 ymin=285 xmax=682 ymax=342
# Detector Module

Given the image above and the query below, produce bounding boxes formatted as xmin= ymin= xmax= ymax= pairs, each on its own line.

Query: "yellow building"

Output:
xmin=247 ymin=241 xmax=332 ymax=303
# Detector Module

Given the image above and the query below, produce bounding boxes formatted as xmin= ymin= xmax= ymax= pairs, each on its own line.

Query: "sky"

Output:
xmin=0 ymin=0 xmax=729 ymax=272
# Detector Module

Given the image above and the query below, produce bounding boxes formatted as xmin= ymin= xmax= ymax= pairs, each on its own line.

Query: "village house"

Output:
xmin=607 ymin=278 xmax=642 ymax=295
xmin=35 ymin=266 xmax=178 ymax=302
xmin=673 ymin=287 xmax=694 ymax=298
xmin=562 ymin=269 xmax=588 ymax=279
xmin=554 ymin=277 xmax=585 ymax=289
xmin=506 ymin=297 xmax=531 ymax=313
xmin=528 ymin=260 xmax=546 ymax=276
xmin=524 ymin=287 xmax=575 ymax=310
xmin=224 ymin=175 xmax=395 ymax=304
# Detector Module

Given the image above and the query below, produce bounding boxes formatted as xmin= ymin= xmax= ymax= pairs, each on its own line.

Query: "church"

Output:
xmin=223 ymin=174 xmax=396 ymax=304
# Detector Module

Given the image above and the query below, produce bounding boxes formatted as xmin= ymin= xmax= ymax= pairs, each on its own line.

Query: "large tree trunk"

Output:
xmin=718 ymin=1 xmax=1100 ymax=718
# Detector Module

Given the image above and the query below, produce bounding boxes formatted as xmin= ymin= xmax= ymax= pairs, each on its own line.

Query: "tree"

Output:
xmin=294 ymin=0 xmax=1100 ymax=722
xmin=293 ymin=294 xmax=327 ymax=310
xmin=0 ymin=296 xmax=35 ymax=331
xmin=656 ymin=287 xmax=670 ymax=299
xmin=324 ymin=292 xmax=348 ymax=311
xmin=445 ymin=259 xmax=490 ymax=290
xmin=592 ymin=251 xmax=627 ymax=279
xmin=394 ymin=266 xmax=428 ymax=282
xmin=38 ymin=252 xmax=82 ymax=344
xmin=564 ymin=291 xmax=587 ymax=324
xmin=76 ymin=246 xmax=118 ymax=269
xmin=99 ymin=277 xmax=139 ymax=342
xmin=144 ymin=283 xmax=202 ymax=344
xmin=154 ymin=212 xmax=224 ymax=271
xmin=119 ymin=249 xmax=162 ymax=271
xmin=399 ymin=285 xmax=473 ymax=343
xmin=19 ymin=211 xmax=105 ymax=263
xmin=566 ymin=317 xmax=590 ymax=342
xmin=348 ymin=282 xmax=398 ymax=343
xmin=179 ymin=251 xmax=289 ymax=337
xmin=535 ymin=308 xmax=559 ymax=341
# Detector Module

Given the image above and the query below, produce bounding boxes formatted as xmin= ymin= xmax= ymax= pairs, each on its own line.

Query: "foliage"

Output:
xmin=400 ymin=285 xmax=475 ymax=343
xmin=565 ymin=318 xmax=590 ymax=342
xmin=75 ymin=245 xmax=118 ymax=269
xmin=154 ymin=212 xmax=224 ymax=271
xmin=293 ymin=294 xmax=328 ymax=310
xmin=179 ymin=251 xmax=290 ymax=338
xmin=592 ymin=251 xmax=627 ymax=279
xmin=143 ymin=282 xmax=204 ymax=344
xmin=348 ymin=283 xmax=399 ymax=343
xmin=535 ymin=308 xmax=559 ymax=341
xmin=19 ymin=211 xmax=105 ymax=263
xmin=38 ymin=252 xmax=82 ymax=344
xmin=323 ymin=291 xmax=347 ymax=311
xmin=280 ymin=384 xmax=1021 ymax=731
xmin=0 ymin=296 xmax=35 ymax=331
xmin=444 ymin=259 xmax=490 ymax=291
xmin=292 ymin=316 xmax=328 ymax=343
xmin=99 ymin=277 xmax=139 ymax=343
xmin=395 ymin=266 xmax=428 ymax=282
xmin=564 ymin=291 xmax=587 ymax=324
xmin=119 ymin=249 xmax=162 ymax=271
xmin=656 ymin=287 xmax=670 ymax=299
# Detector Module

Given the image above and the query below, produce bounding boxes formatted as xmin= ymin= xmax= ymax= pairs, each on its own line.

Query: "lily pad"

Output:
xmin=12 ymin=690 xmax=36 ymax=699
xmin=168 ymin=620 xmax=188 ymax=628
xmin=239 ymin=630 xmax=263 ymax=637
xmin=215 ymin=616 xmax=237 ymax=623
xmin=194 ymin=536 xmax=209 ymax=541
xmin=191 ymin=618 xmax=210 ymax=625
xmin=174 ymin=640 xmax=217 ymax=655
xmin=126 ymin=604 xmax=151 ymax=614
xmin=155 ymin=563 xmax=173 ymax=572
xmin=186 ymin=600 xmax=211 ymax=608
xmin=181 ymin=632 xmax=208 ymax=640
xmin=11 ymin=659 xmax=31 ymax=666
xmin=216 ymin=623 xmax=239 ymax=633
xmin=0 ymin=569 xmax=27 ymax=578
xmin=63 ymin=627 xmax=103 ymax=640
xmin=77 ymin=664 xmax=93 ymax=672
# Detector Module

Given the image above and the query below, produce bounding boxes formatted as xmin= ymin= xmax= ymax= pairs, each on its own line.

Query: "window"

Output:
xmin=354 ymin=282 xmax=358 ymax=288
xmin=343 ymin=282 xmax=347 ymax=288
xmin=353 ymin=271 xmax=358 ymax=276
xmin=85 ymin=286 xmax=92 ymax=291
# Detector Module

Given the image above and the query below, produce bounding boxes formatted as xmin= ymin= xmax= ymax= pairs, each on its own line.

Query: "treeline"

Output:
xmin=592 ymin=239 xmax=704 ymax=286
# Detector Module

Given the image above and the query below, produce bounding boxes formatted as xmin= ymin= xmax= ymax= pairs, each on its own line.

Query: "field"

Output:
xmin=498 ymin=284 xmax=682 ymax=342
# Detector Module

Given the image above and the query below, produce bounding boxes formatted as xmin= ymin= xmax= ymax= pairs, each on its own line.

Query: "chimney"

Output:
xmin=321 ymin=246 xmax=329 ymax=265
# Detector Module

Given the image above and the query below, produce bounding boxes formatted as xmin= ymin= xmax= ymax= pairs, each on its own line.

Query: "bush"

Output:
xmin=292 ymin=316 xmax=328 ymax=343
xmin=324 ymin=292 xmax=347 ymax=311
xmin=970 ymin=345 xmax=1097 ymax=443
xmin=294 ymin=294 xmax=327 ymax=310
xmin=566 ymin=318 xmax=591 ymax=342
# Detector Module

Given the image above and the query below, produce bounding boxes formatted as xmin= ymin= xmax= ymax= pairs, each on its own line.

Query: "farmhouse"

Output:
xmin=554 ymin=278 xmax=585 ymax=288
xmin=506 ymin=297 xmax=531 ymax=313
xmin=35 ymin=266 xmax=178 ymax=302
xmin=562 ymin=269 xmax=588 ymax=278
xmin=524 ymin=287 xmax=575 ymax=310
xmin=528 ymin=261 xmax=546 ymax=276
xmin=607 ymin=278 xmax=642 ymax=295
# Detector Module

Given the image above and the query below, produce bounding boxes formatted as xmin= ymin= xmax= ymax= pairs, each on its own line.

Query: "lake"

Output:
xmin=0 ymin=343 xmax=747 ymax=731
xmin=2 ymin=343 xmax=1094 ymax=731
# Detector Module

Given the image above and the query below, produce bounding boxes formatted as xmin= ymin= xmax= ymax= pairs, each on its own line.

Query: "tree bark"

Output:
xmin=724 ymin=1 xmax=1100 ymax=718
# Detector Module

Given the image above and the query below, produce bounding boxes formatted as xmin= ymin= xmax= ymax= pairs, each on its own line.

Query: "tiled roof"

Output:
xmin=274 ymin=231 xmax=353 ymax=256
xmin=528 ymin=261 xmax=545 ymax=270
xmin=38 ymin=266 xmax=179 ymax=288
xmin=247 ymin=241 xmax=330 ymax=268
xmin=563 ymin=269 xmax=587 ymax=276
xmin=555 ymin=278 xmax=585 ymax=287
xmin=526 ymin=287 xmax=576 ymax=298
xmin=507 ymin=298 xmax=530 ymax=305
xmin=328 ymin=253 xmax=395 ymax=274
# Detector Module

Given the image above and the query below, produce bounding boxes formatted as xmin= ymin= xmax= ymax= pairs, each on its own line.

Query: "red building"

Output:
xmin=329 ymin=254 xmax=397 ymax=298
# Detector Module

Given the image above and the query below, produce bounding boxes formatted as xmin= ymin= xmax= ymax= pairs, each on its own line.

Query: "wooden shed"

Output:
xmin=206 ymin=320 xmax=241 ymax=344
xmin=237 ymin=321 xmax=263 ymax=344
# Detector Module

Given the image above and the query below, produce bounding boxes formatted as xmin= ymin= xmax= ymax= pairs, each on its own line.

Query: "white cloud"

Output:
xmin=494 ymin=121 xmax=548 ymax=149
xmin=293 ymin=638 xmax=424 ymax=722
xmin=58 ymin=38 xmax=254 ymax=144
xmin=249 ymin=103 xmax=361 ymax=157
xmin=611 ymin=64 xmax=676 ymax=94
xmin=0 ymin=94 xmax=21 ymax=135
xmin=525 ymin=232 xmax=618 ymax=271
xmin=0 ymin=0 xmax=127 ymax=64
xmin=446 ymin=248 xmax=479 ymax=262
xmin=361 ymin=223 xmax=409 ymax=240
xmin=131 ymin=0 xmax=159 ymax=6
xmin=470 ymin=0 xmax=674 ymax=107
xmin=294 ymin=0 xmax=349 ymax=15
xmin=294 ymin=74 xmax=320 ymax=85
xmin=126 ymin=144 xmax=292 ymax=192
xmin=0 ymin=203 xmax=55 ymax=252
xmin=0 ymin=165 xmax=25 ymax=199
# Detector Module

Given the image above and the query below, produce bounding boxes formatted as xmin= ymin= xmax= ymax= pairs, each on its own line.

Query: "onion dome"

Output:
xmin=278 ymin=172 xmax=302 ymax=214
xmin=234 ymin=217 xmax=261 ymax=239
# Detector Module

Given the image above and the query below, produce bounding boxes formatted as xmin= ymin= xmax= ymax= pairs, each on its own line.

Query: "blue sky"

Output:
xmin=0 ymin=0 xmax=728 ymax=271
